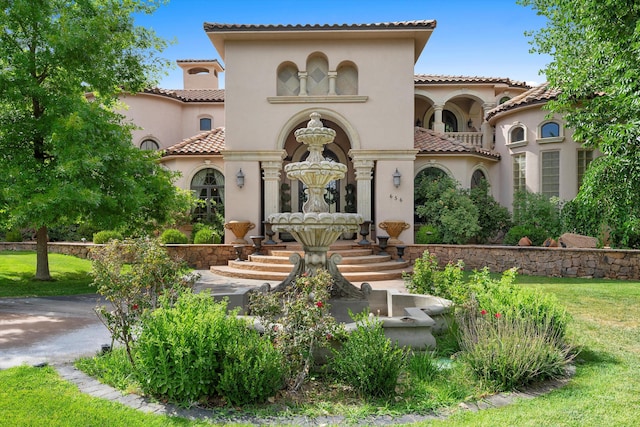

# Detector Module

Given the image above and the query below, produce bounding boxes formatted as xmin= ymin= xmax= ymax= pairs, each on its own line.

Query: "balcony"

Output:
xmin=444 ymin=132 xmax=483 ymax=148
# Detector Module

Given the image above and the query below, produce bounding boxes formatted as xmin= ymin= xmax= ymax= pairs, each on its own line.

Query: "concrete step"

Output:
xmin=234 ymin=258 xmax=408 ymax=272
xmin=268 ymin=248 xmax=373 ymax=258
xmin=249 ymin=253 xmax=393 ymax=265
xmin=210 ymin=265 xmax=412 ymax=282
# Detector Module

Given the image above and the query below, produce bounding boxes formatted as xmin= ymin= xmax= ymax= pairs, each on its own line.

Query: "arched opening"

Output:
xmin=140 ymin=139 xmax=159 ymax=151
xmin=306 ymin=53 xmax=329 ymax=96
xmin=414 ymin=166 xmax=450 ymax=224
xmin=277 ymin=62 xmax=300 ymax=96
xmin=191 ymin=168 xmax=225 ymax=224
xmin=471 ymin=169 xmax=487 ymax=189
xmin=428 ymin=109 xmax=458 ymax=132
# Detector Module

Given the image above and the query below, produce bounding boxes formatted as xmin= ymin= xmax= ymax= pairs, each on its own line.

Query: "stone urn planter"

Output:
xmin=225 ymin=220 xmax=255 ymax=244
xmin=379 ymin=220 xmax=410 ymax=245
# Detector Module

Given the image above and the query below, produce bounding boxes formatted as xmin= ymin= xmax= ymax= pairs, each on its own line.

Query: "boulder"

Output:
xmin=558 ymin=233 xmax=598 ymax=248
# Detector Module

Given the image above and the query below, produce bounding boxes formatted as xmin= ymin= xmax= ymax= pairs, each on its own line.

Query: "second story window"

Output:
xmin=140 ymin=139 xmax=159 ymax=151
xmin=541 ymin=122 xmax=560 ymax=138
xmin=510 ymin=126 xmax=525 ymax=143
xmin=200 ymin=117 xmax=212 ymax=131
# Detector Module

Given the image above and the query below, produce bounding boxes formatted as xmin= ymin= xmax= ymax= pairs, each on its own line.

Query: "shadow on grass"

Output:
xmin=573 ymin=346 xmax=620 ymax=366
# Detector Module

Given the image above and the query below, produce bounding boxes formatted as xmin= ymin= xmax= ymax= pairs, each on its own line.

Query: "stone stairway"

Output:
xmin=210 ymin=243 xmax=412 ymax=282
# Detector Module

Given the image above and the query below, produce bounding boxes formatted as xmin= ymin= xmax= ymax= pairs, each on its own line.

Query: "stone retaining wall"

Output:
xmin=2 ymin=242 xmax=640 ymax=280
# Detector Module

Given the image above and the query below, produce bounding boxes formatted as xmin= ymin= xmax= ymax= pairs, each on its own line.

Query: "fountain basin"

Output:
xmin=268 ymin=212 xmax=362 ymax=250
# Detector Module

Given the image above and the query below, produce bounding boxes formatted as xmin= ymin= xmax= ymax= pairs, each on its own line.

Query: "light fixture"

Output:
xmin=236 ymin=168 xmax=245 ymax=188
xmin=467 ymin=119 xmax=473 ymax=128
xmin=393 ymin=168 xmax=401 ymax=188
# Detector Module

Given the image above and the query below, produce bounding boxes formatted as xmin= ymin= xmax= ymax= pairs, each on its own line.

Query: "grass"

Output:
xmin=1 ymin=250 xmax=639 ymax=425
xmin=0 ymin=251 xmax=94 ymax=297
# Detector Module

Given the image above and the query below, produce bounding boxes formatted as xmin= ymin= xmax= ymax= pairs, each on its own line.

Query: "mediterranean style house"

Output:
xmin=119 ymin=20 xmax=593 ymax=244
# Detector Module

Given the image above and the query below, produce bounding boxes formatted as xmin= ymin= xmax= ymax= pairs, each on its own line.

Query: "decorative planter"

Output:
xmin=225 ymin=220 xmax=255 ymax=244
xmin=379 ymin=220 xmax=410 ymax=245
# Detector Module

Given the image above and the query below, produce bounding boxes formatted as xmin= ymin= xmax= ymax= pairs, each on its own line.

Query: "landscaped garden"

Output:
xmin=1 ymin=246 xmax=639 ymax=426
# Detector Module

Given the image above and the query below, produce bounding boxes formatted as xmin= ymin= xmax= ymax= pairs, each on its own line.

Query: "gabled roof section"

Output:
xmin=414 ymin=74 xmax=530 ymax=88
xmin=414 ymin=127 xmax=500 ymax=159
xmin=486 ymin=82 xmax=560 ymax=121
xmin=163 ymin=128 xmax=226 ymax=156
xmin=143 ymin=88 xmax=225 ymax=102
xmin=205 ymin=20 xmax=436 ymax=61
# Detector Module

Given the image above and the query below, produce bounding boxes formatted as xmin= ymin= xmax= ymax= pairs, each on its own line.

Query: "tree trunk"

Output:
xmin=35 ymin=225 xmax=52 ymax=281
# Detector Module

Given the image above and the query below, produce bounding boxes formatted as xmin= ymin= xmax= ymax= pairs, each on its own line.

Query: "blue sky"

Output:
xmin=136 ymin=0 xmax=550 ymax=89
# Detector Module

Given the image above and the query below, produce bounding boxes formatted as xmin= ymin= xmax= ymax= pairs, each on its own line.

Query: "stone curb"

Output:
xmin=53 ymin=363 xmax=574 ymax=426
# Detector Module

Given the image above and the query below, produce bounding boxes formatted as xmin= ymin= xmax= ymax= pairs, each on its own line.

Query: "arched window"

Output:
xmin=541 ymin=122 xmax=560 ymax=138
xmin=336 ymin=62 xmax=358 ymax=95
xmin=191 ymin=168 xmax=224 ymax=223
xmin=200 ymin=117 xmax=212 ymax=131
xmin=510 ymin=126 xmax=525 ymax=143
xmin=277 ymin=62 xmax=300 ymax=96
xmin=428 ymin=110 xmax=458 ymax=132
xmin=499 ymin=96 xmax=511 ymax=104
xmin=471 ymin=169 xmax=487 ymax=189
xmin=140 ymin=139 xmax=159 ymax=151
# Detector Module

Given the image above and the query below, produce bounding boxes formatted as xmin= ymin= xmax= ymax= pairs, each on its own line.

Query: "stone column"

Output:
xmin=482 ymin=102 xmax=497 ymax=149
xmin=262 ymin=161 xmax=283 ymax=220
xmin=298 ymin=71 xmax=308 ymax=96
xmin=433 ymin=104 xmax=445 ymax=133
xmin=353 ymin=159 xmax=374 ymax=222
xmin=328 ymin=71 xmax=337 ymax=96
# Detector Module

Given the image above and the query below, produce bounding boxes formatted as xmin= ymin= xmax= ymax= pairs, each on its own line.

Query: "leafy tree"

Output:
xmin=0 ymin=0 xmax=188 ymax=279
xmin=468 ymin=179 xmax=512 ymax=243
xmin=520 ymin=0 xmax=640 ymax=247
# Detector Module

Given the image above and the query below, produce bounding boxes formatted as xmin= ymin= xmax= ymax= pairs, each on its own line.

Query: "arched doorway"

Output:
xmin=191 ymin=168 xmax=225 ymax=223
xmin=297 ymin=148 xmax=341 ymax=212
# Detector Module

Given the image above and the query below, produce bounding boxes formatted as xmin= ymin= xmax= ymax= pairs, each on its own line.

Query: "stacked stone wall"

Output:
xmin=2 ymin=242 xmax=640 ymax=280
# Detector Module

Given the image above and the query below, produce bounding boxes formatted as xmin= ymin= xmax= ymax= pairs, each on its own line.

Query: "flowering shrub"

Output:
xmin=91 ymin=237 xmax=199 ymax=364
xmin=249 ymin=269 xmax=342 ymax=391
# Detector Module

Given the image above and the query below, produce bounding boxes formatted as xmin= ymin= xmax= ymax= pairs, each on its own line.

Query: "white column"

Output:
xmin=353 ymin=159 xmax=374 ymax=222
xmin=433 ymin=104 xmax=445 ymax=133
xmin=262 ymin=161 xmax=282 ymax=220
xmin=298 ymin=71 xmax=308 ymax=96
xmin=328 ymin=71 xmax=337 ymax=95
xmin=482 ymin=102 xmax=497 ymax=149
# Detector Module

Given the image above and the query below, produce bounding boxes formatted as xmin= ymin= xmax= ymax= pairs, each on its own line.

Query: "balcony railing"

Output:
xmin=444 ymin=132 xmax=483 ymax=148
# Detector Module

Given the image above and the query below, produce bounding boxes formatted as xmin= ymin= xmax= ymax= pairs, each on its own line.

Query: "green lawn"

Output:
xmin=0 ymin=251 xmax=94 ymax=297
xmin=1 ymin=251 xmax=639 ymax=425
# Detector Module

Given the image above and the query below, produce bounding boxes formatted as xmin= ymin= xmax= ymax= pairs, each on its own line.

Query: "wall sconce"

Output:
xmin=393 ymin=168 xmax=401 ymax=188
xmin=467 ymin=119 xmax=473 ymax=128
xmin=236 ymin=168 xmax=245 ymax=188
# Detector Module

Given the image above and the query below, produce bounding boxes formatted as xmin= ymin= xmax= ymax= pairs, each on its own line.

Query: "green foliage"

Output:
xmin=457 ymin=309 xmax=573 ymax=391
xmin=217 ymin=328 xmax=285 ymax=405
xmin=192 ymin=226 xmax=221 ymax=244
xmin=511 ymin=190 xmax=562 ymax=240
xmin=92 ymin=230 xmax=124 ymax=244
xmin=415 ymin=224 xmax=442 ymax=244
xmin=404 ymin=251 xmax=467 ymax=305
xmin=159 ymin=229 xmax=188 ymax=244
xmin=330 ymin=312 xmax=406 ymax=397
xmin=4 ymin=229 xmax=23 ymax=242
xmin=468 ymin=179 xmax=512 ymax=243
xmin=503 ymin=224 xmax=548 ymax=246
xmin=75 ymin=347 xmax=138 ymax=393
xmin=91 ymin=238 xmax=198 ymax=363
xmin=520 ymin=0 xmax=640 ymax=248
xmin=249 ymin=270 xmax=341 ymax=391
xmin=48 ymin=223 xmax=99 ymax=242
xmin=0 ymin=0 xmax=183 ymax=280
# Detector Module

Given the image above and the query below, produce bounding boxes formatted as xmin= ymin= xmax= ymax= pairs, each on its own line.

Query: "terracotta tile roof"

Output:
xmin=163 ymin=128 xmax=226 ymax=156
xmin=176 ymin=59 xmax=220 ymax=63
xmin=143 ymin=87 xmax=225 ymax=102
xmin=486 ymin=82 xmax=560 ymax=121
xmin=414 ymin=127 xmax=500 ymax=159
xmin=414 ymin=74 xmax=530 ymax=88
xmin=204 ymin=20 xmax=436 ymax=32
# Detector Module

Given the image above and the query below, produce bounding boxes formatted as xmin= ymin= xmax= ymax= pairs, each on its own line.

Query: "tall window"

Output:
xmin=577 ymin=149 xmax=594 ymax=187
xmin=140 ymin=139 xmax=159 ymax=150
xmin=199 ymin=117 xmax=212 ymax=131
xmin=541 ymin=150 xmax=560 ymax=198
xmin=513 ymin=154 xmax=526 ymax=193
xmin=191 ymin=168 xmax=224 ymax=223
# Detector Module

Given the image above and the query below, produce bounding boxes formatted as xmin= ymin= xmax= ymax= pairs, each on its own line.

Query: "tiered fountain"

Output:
xmin=267 ymin=112 xmax=372 ymax=308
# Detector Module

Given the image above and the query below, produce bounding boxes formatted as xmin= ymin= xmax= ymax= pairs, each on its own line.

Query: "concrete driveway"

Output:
xmin=0 ymin=294 xmax=111 ymax=369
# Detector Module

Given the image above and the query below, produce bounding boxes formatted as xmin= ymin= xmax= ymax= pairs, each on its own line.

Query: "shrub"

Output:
xmin=217 ymin=328 xmax=284 ymax=405
xmin=404 ymin=251 xmax=467 ymax=305
xmin=512 ymin=190 xmax=562 ymax=239
xmin=457 ymin=310 xmax=573 ymax=391
xmin=193 ymin=226 xmax=221 ymax=244
xmin=415 ymin=224 xmax=442 ymax=244
xmin=160 ymin=228 xmax=188 ymax=244
xmin=504 ymin=224 xmax=547 ymax=246
xmin=91 ymin=237 xmax=198 ymax=364
xmin=5 ymin=229 xmax=23 ymax=242
xmin=468 ymin=179 xmax=512 ymax=243
xmin=135 ymin=292 xmax=249 ymax=405
xmin=331 ymin=312 xmax=406 ymax=397
xmin=249 ymin=269 xmax=341 ymax=391
xmin=93 ymin=230 xmax=123 ymax=244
